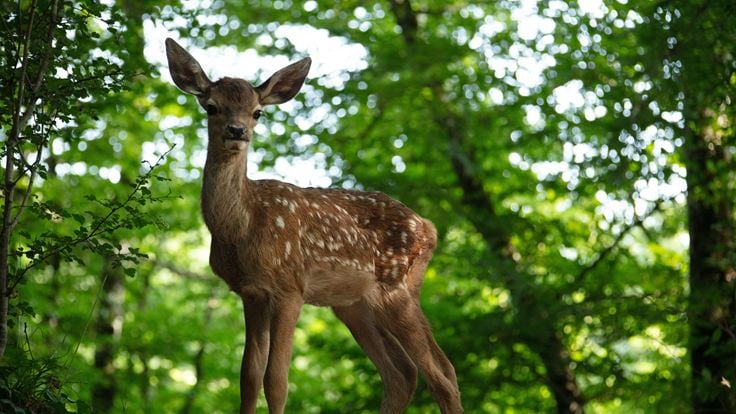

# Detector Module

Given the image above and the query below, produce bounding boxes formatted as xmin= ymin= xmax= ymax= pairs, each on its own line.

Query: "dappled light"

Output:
xmin=1 ymin=0 xmax=734 ymax=413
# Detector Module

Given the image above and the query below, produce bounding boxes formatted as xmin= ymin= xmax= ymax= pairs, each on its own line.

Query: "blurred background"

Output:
xmin=1 ymin=0 xmax=734 ymax=413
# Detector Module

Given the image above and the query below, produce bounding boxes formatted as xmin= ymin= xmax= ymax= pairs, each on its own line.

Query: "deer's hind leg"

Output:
xmin=334 ymin=301 xmax=417 ymax=414
xmin=373 ymin=294 xmax=462 ymax=414
xmin=405 ymin=252 xmax=459 ymax=388
xmin=374 ymin=251 xmax=463 ymax=414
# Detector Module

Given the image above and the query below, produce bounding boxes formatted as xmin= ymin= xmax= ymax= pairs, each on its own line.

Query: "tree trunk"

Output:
xmin=437 ymin=105 xmax=585 ymax=414
xmin=456 ymin=172 xmax=586 ymax=414
xmin=91 ymin=257 xmax=125 ymax=412
xmin=180 ymin=292 xmax=216 ymax=414
xmin=444 ymin=115 xmax=586 ymax=413
xmin=530 ymin=332 xmax=585 ymax=414
xmin=180 ymin=343 xmax=207 ymax=414
xmin=685 ymin=118 xmax=736 ymax=413
xmin=385 ymin=1 xmax=587 ymax=410
xmin=137 ymin=271 xmax=152 ymax=411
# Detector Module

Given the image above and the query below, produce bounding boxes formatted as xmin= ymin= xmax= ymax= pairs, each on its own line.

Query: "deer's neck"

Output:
xmin=201 ymin=150 xmax=252 ymax=240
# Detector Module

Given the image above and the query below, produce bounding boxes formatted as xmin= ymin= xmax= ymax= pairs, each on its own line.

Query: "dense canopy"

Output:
xmin=1 ymin=0 xmax=734 ymax=413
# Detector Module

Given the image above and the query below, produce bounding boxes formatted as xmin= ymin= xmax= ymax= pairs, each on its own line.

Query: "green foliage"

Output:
xmin=1 ymin=0 xmax=734 ymax=413
xmin=1 ymin=0 xmax=175 ymax=410
xmin=0 ymin=340 xmax=91 ymax=413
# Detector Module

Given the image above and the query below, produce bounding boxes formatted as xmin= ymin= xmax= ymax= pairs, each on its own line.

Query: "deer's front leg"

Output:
xmin=264 ymin=297 xmax=303 ymax=414
xmin=240 ymin=296 xmax=271 ymax=414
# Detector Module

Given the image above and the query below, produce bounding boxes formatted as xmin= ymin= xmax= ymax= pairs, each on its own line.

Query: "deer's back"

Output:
xmin=212 ymin=179 xmax=437 ymax=303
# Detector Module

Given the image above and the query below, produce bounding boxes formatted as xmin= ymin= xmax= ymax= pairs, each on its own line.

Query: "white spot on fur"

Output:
xmin=275 ymin=216 xmax=285 ymax=228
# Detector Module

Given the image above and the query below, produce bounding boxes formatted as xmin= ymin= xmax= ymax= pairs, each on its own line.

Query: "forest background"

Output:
xmin=1 ymin=0 xmax=735 ymax=413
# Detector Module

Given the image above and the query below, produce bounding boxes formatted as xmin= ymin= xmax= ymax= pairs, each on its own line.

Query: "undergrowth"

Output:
xmin=0 ymin=342 xmax=91 ymax=414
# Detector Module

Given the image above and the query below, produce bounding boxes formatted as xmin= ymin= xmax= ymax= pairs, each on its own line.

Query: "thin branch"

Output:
xmin=715 ymin=318 xmax=736 ymax=340
xmin=10 ymin=0 xmax=38 ymax=144
xmin=1 ymin=0 xmax=39 ymax=359
xmin=152 ymin=259 xmax=211 ymax=281
xmin=355 ymin=108 xmax=385 ymax=143
xmin=9 ymin=107 xmax=59 ymax=230
xmin=23 ymin=322 xmax=34 ymax=361
xmin=62 ymin=272 xmax=108 ymax=384
xmin=30 ymin=0 xmax=59 ymax=94
xmin=0 ymin=10 xmax=18 ymax=72
xmin=574 ymin=200 xmax=663 ymax=283
xmin=10 ymin=148 xmax=174 ymax=286
xmin=388 ymin=0 xmax=419 ymax=44
xmin=5 ymin=0 xmax=59 ymax=235
xmin=8 ymin=164 xmax=38 ymax=230
xmin=17 ymin=0 xmax=60 ymax=135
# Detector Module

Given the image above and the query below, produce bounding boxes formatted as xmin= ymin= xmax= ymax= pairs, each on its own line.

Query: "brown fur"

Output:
xmin=165 ymin=38 xmax=463 ymax=414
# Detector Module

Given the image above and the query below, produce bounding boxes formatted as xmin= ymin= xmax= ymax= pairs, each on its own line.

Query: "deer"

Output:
xmin=165 ymin=38 xmax=463 ymax=414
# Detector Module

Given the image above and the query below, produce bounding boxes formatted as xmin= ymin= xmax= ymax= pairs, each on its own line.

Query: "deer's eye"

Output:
xmin=253 ymin=109 xmax=263 ymax=120
xmin=206 ymin=104 xmax=218 ymax=116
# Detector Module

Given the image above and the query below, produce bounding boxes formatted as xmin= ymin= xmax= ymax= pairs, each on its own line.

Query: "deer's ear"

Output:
xmin=165 ymin=38 xmax=212 ymax=96
xmin=256 ymin=57 xmax=311 ymax=105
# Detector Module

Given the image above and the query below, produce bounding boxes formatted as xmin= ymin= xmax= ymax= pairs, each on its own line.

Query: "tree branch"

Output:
xmin=1 ymin=0 xmax=39 ymax=360
xmin=10 ymin=0 xmax=38 ymax=143
xmin=574 ymin=200 xmax=663 ymax=283
xmin=17 ymin=0 xmax=60 ymax=132
xmin=383 ymin=3 xmax=586 ymax=410
xmin=9 ymin=106 xmax=60 ymax=230
xmin=9 ymin=148 xmax=174 ymax=289
xmin=152 ymin=259 xmax=211 ymax=281
xmin=388 ymin=0 xmax=419 ymax=44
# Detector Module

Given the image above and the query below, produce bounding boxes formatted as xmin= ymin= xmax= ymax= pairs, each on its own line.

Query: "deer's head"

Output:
xmin=165 ymin=38 xmax=311 ymax=151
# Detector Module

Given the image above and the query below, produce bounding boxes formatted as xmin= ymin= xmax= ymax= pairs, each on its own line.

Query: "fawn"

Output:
xmin=165 ymin=38 xmax=462 ymax=414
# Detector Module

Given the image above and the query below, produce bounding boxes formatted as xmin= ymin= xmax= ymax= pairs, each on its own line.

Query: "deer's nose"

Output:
xmin=226 ymin=124 xmax=246 ymax=139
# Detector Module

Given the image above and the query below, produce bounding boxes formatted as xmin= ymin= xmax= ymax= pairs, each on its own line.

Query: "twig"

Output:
xmin=9 ymin=107 xmax=59 ymax=230
xmin=10 ymin=148 xmax=174 ymax=287
xmin=10 ymin=0 xmax=38 ymax=144
xmin=17 ymin=0 xmax=60 ymax=132
xmin=152 ymin=259 xmax=211 ymax=280
xmin=0 ymin=0 xmax=39 ymax=359
xmin=24 ymin=322 xmax=34 ymax=361
xmin=574 ymin=200 xmax=663 ymax=283
xmin=715 ymin=318 xmax=736 ymax=340
xmin=61 ymin=272 xmax=108 ymax=384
